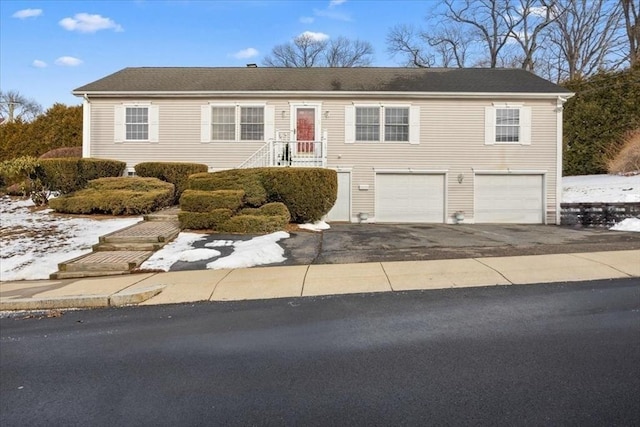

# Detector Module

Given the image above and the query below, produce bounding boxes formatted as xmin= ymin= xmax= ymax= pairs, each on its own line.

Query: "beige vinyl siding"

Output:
xmin=321 ymin=97 xmax=558 ymax=223
xmin=88 ymin=96 xmax=559 ymax=223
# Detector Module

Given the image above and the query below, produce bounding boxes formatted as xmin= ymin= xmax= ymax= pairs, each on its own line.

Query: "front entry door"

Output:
xmin=296 ymin=107 xmax=316 ymax=153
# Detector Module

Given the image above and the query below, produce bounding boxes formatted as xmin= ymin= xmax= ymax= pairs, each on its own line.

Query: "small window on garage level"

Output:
xmin=485 ymin=104 xmax=531 ymax=145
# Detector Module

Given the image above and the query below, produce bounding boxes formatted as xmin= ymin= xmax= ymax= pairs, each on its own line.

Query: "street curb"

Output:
xmin=109 ymin=284 xmax=166 ymax=307
xmin=0 ymin=285 xmax=166 ymax=311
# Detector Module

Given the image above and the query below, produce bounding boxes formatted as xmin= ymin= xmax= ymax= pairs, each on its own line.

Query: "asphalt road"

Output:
xmin=1 ymin=279 xmax=639 ymax=426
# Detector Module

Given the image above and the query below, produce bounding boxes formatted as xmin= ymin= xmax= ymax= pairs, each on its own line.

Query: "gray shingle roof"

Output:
xmin=74 ymin=67 xmax=569 ymax=94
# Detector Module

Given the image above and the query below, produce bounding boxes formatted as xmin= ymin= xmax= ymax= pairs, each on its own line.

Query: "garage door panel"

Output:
xmin=475 ymin=174 xmax=543 ymax=223
xmin=376 ymin=174 xmax=444 ymax=223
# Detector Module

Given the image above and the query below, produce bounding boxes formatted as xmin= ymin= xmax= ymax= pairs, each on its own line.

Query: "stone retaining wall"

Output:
xmin=561 ymin=202 xmax=640 ymax=227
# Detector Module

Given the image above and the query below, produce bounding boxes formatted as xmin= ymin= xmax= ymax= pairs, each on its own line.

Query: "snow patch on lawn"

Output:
xmin=0 ymin=196 xmax=141 ymax=281
xmin=139 ymin=233 xmax=208 ymax=270
xmin=563 ymin=174 xmax=640 ymax=203
xmin=206 ymin=231 xmax=289 ymax=270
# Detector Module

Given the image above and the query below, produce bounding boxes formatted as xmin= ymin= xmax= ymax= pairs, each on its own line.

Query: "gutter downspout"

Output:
xmin=556 ymin=96 xmax=568 ymax=225
xmin=82 ymin=94 xmax=91 ymax=158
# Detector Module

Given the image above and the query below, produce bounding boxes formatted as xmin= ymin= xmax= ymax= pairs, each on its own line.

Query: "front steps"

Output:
xmin=50 ymin=209 xmax=180 ymax=279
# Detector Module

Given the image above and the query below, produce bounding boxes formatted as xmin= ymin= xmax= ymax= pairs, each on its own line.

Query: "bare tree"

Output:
xmin=621 ymin=0 xmax=640 ymax=67
xmin=263 ymin=34 xmax=373 ymax=67
xmin=387 ymin=0 xmax=556 ymax=70
xmin=507 ymin=0 xmax=562 ymax=70
xmin=547 ymin=0 xmax=625 ymax=80
xmin=442 ymin=0 xmax=525 ymax=68
xmin=386 ymin=24 xmax=433 ymax=67
xmin=428 ymin=26 xmax=472 ymax=68
xmin=0 ymin=90 xmax=42 ymax=123
xmin=263 ymin=34 xmax=327 ymax=67
xmin=324 ymin=37 xmax=374 ymax=67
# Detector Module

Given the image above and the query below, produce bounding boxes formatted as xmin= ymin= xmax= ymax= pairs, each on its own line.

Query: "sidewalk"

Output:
xmin=1 ymin=250 xmax=639 ymax=311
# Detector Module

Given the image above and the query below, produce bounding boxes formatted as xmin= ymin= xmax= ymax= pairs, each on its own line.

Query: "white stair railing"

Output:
xmin=237 ymin=140 xmax=273 ymax=169
xmin=237 ymin=130 xmax=328 ymax=169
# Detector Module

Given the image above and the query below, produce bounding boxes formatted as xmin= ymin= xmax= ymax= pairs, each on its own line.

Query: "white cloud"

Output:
xmin=55 ymin=56 xmax=83 ymax=66
xmin=32 ymin=60 xmax=47 ymax=68
xmin=329 ymin=0 xmax=346 ymax=6
xmin=299 ymin=16 xmax=314 ymax=24
xmin=233 ymin=47 xmax=259 ymax=59
xmin=59 ymin=13 xmax=123 ymax=33
xmin=299 ymin=31 xmax=330 ymax=42
xmin=12 ymin=8 xmax=43 ymax=19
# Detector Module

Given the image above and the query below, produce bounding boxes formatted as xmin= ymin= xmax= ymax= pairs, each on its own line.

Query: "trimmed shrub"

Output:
xmin=260 ymin=168 xmax=337 ymax=223
xmin=187 ymin=168 xmax=337 ymax=222
xmin=240 ymin=202 xmax=291 ymax=223
xmin=79 ymin=158 xmax=126 ymax=182
xmin=37 ymin=158 xmax=126 ymax=194
xmin=607 ymin=128 xmax=640 ymax=174
xmin=135 ymin=162 xmax=208 ymax=202
xmin=218 ymin=214 xmax=289 ymax=234
xmin=178 ymin=209 xmax=234 ymax=229
xmin=188 ymin=170 xmax=267 ymax=206
xmin=39 ymin=158 xmax=82 ymax=194
xmin=49 ymin=177 xmax=174 ymax=215
xmin=179 ymin=189 xmax=245 ymax=212
xmin=39 ymin=146 xmax=82 ymax=159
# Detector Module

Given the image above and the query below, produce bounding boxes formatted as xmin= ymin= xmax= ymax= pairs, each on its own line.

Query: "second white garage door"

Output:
xmin=376 ymin=173 xmax=445 ymax=223
xmin=475 ymin=174 xmax=544 ymax=223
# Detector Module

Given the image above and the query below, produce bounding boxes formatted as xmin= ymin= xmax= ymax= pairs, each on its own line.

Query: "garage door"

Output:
xmin=326 ymin=172 xmax=351 ymax=222
xmin=376 ymin=173 xmax=445 ymax=223
xmin=475 ymin=174 xmax=544 ymax=223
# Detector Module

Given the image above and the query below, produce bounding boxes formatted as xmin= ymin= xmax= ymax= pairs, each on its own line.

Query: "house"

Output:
xmin=73 ymin=67 xmax=573 ymax=224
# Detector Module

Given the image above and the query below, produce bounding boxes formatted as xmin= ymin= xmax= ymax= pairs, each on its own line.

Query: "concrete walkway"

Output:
xmin=1 ymin=250 xmax=638 ymax=310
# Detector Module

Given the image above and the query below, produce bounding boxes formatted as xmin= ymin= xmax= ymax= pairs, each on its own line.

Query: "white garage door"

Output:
xmin=326 ymin=172 xmax=351 ymax=222
xmin=475 ymin=174 xmax=544 ymax=223
xmin=376 ymin=173 xmax=445 ymax=223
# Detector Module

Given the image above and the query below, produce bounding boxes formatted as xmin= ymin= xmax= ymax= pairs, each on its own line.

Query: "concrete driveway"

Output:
xmin=280 ymin=224 xmax=640 ymax=265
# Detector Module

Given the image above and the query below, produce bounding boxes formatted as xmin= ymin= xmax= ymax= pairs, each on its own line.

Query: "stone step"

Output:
xmin=144 ymin=207 xmax=180 ymax=221
xmin=93 ymin=241 xmax=168 ymax=252
xmin=49 ymin=270 xmax=130 ymax=280
xmin=100 ymin=221 xmax=180 ymax=244
xmin=58 ymin=251 xmax=153 ymax=273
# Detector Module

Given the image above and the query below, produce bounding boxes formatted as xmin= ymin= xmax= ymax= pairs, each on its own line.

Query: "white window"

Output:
xmin=114 ymin=104 xmax=159 ymax=143
xmin=125 ymin=107 xmax=148 ymax=140
xmin=346 ymin=105 xmax=419 ymax=144
xmin=202 ymin=104 xmax=273 ymax=142
xmin=485 ymin=104 xmax=531 ymax=145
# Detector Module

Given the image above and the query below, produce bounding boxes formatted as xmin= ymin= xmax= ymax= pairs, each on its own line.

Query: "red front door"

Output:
xmin=296 ymin=108 xmax=315 ymax=153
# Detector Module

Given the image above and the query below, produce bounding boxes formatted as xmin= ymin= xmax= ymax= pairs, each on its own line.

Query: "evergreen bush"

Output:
xmin=134 ymin=162 xmax=208 ymax=202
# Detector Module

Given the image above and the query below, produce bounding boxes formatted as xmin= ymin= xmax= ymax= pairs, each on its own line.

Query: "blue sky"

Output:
xmin=0 ymin=0 xmax=432 ymax=109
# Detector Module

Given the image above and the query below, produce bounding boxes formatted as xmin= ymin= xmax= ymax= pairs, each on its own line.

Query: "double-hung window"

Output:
xmin=485 ymin=104 xmax=531 ymax=145
xmin=349 ymin=105 xmax=416 ymax=143
xmin=495 ymin=108 xmax=520 ymax=142
xmin=204 ymin=104 xmax=270 ymax=142
xmin=114 ymin=104 xmax=159 ymax=143
xmin=125 ymin=107 xmax=149 ymax=140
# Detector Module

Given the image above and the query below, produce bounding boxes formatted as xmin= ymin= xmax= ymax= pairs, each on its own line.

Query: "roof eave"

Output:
xmin=73 ymin=90 xmax=574 ymax=99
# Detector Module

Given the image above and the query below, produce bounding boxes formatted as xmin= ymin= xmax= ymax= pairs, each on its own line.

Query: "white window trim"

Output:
xmin=346 ymin=104 xmax=419 ymax=144
xmin=114 ymin=103 xmax=158 ymax=143
xmin=202 ymin=102 xmax=273 ymax=143
xmin=485 ymin=103 xmax=531 ymax=146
